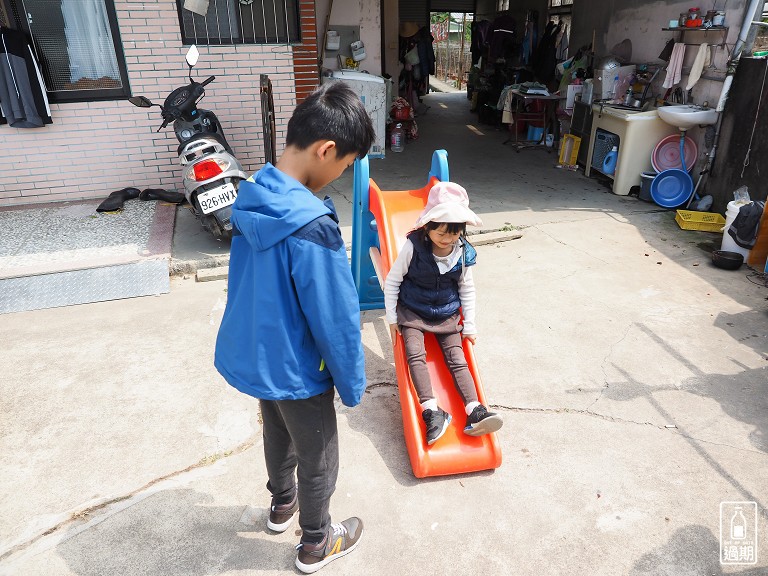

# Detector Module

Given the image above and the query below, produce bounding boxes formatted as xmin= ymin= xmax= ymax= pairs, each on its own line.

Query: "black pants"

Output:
xmin=259 ymin=388 xmax=338 ymax=544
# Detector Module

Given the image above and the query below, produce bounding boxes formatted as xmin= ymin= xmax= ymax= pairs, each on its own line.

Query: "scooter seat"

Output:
xmin=177 ymin=131 xmax=233 ymax=158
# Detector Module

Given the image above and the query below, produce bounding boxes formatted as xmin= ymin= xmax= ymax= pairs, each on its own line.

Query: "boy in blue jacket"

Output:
xmin=214 ymin=82 xmax=375 ymax=574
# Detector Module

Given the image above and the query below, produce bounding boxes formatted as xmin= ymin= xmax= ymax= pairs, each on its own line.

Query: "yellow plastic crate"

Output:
xmin=675 ymin=210 xmax=726 ymax=232
xmin=558 ymin=134 xmax=581 ymax=166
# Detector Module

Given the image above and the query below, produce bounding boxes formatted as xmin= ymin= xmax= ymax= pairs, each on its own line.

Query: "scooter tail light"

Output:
xmin=192 ymin=159 xmax=225 ymax=181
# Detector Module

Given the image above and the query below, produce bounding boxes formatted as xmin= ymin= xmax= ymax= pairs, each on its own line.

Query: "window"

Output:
xmin=177 ymin=0 xmax=300 ymax=45
xmin=3 ymin=0 xmax=130 ymax=103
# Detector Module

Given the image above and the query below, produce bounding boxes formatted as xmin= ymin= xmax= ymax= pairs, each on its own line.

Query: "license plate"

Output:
xmin=197 ymin=182 xmax=237 ymax=215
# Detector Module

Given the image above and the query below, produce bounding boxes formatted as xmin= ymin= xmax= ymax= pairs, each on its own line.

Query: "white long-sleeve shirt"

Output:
xmin=384 ymin=238 xmax=477 ymax=334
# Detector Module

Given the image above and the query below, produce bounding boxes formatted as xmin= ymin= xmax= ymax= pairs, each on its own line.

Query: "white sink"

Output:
xmin=657 ymin=105 xmax=719 ymax=130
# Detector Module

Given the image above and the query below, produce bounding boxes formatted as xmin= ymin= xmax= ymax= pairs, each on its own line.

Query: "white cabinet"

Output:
xmin=585 ymin=105 xmax=679 ymax=196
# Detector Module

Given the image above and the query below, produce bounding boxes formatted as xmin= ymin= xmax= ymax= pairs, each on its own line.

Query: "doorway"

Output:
xmin=430 ymin=11 xmax=473 ymax=90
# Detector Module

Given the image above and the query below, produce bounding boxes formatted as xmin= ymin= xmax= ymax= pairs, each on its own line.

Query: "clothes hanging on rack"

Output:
xmin=399 ymin=26 xmax=435 ymax=106
xmin=521 ymin=12 xmax=538 ymax=65
xmin=470 ymin=20 xmax=491 ymax=65
xmin=555 ymin=24 xmax=569 ymax=61
xmin=532 ymin=21 xmax=561 ymax=84
xmin=488 ymin=13 xmax=516 ymax=62
xmin=0 ymin=26 xmax=52 ymax=128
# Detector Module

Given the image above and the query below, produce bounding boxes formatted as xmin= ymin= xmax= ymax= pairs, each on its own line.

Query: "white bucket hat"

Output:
xmin=415 ymin=181 xmax=483 ymax=228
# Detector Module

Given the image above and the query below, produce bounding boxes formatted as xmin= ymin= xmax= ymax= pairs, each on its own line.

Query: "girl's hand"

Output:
xmin=390 ymin=324 xmax=400 ymax=344
xmin=463 ymin=334 xmax=477 ymax=345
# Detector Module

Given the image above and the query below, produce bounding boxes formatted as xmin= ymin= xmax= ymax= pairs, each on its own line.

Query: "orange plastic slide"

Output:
xmin=367 ymin=177 xmax=502 ymax=478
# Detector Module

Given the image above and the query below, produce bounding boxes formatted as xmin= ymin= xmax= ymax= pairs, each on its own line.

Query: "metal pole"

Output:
xmin=445 ymin=15 xmax=450 ymax=82
xmin=457 ymin=12 xmax=467 ymax=89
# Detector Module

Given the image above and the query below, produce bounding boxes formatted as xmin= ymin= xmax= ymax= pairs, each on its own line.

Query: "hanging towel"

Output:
xmin=662 ymin=43 xmax=686 ymax=89
xmin=686 ymin=43 xmax=709 ymax=91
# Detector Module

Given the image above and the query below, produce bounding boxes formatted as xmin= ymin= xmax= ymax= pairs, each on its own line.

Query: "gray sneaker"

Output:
xmin=266 ymin=487 xmax=298 ymax=532
xmin=295 ymin=517 xmax=363 ymax=573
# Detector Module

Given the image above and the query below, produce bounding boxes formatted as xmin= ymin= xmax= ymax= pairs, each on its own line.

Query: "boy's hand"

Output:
xmin=463 ymin=334 xmax=477 ymax=345
xmin=390 ymin=324 xmax=400 ymax=344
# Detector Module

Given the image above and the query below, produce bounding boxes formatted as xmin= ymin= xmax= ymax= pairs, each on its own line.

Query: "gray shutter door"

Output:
xmin=430 ymin=0 xmax=475 ymax=11
xmin=399 ymin=0 xmax=429 ymax=27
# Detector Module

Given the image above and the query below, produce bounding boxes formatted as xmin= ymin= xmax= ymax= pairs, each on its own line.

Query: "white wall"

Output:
xmin=571 ymin=0 xmax=750 ymax=109
xmin=316 ymin=0 xmax=383 ymax=75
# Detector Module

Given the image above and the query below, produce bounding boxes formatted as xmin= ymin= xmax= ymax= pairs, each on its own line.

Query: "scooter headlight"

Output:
xmin=189 ymin=158 xmax=231 ymax=181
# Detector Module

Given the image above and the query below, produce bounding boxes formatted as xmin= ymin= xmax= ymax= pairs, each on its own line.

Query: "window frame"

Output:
xmin=3 ymin=0 xmax=131 ymax=103
xmin=175 ymin=0 xmax=302 ymax=46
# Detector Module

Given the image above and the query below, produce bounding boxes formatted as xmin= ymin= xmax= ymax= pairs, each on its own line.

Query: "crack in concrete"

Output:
xmin=490 ymin=403 xmax=661 ymax=428
xmin=533 ymin=224 xmax=611 ymax=265
xmin=0 ymin=440 xmax=257 ymax=563
xmin=589 ymin=322 xmax=634 ymax=410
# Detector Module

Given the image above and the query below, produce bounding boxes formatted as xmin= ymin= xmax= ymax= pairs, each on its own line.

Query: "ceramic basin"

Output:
xmin=657 ymin=105 xmax=719 ymax=130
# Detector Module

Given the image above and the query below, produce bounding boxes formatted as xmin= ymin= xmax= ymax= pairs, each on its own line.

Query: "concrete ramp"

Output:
xmin=0 ymin=200 xmax=175 ymax=314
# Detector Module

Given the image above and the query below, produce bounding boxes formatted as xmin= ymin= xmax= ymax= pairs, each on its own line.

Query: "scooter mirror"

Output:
xmin=185 ymin=45 xmax=199 ymax=68
xmin=128 ymin=96 xmax=154 ymax=108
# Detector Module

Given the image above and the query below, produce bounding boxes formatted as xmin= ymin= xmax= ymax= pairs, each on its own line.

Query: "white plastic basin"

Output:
xmin=657 ymin=105 xmax=718 ymax=130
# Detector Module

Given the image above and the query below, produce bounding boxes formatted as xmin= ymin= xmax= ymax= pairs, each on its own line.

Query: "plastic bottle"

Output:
xmin=624 ymin=87 xmax=633 ymax=106
xmin=390 ymin=123 xmax=404 ymax=153
xmin=611 ymin=74 xmax=619 ymax=100
xmin=602 ymin=146 xmax=618 ymax=175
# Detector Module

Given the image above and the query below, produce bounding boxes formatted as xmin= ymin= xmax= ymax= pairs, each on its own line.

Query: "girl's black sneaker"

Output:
xmin=464 ymin=405 xmax=503 ymax=436
xmin=422 ymin=408 xmax=452 ymax=445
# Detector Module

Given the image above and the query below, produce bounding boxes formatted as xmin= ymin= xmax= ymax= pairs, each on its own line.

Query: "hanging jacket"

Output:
xmin=214 ymin=163 xmax=366 ymax=407
xmin=0 ymin=26 xmax=52 ymax=128
xmin=398 ymin=230 xmax=477 ymax=322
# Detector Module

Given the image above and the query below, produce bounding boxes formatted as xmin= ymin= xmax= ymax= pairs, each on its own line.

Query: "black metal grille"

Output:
xmin=178 ymin=0 xmax=300 ymax=45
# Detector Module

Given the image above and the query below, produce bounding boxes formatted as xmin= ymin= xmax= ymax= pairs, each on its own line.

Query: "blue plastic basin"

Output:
xmin=650 ymin=169 xmax=693 ymax=208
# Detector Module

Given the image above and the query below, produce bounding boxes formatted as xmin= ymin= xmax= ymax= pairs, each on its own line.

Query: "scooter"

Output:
xmin=129 ymin=46 xmax=247 ymax=240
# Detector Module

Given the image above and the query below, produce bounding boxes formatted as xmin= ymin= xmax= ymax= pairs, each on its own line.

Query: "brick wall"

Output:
xmin=0 ymin=0 xmax=320 ymax=207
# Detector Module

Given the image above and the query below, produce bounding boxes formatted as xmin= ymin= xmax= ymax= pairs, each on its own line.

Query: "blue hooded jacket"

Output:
xmin=214 ymin=163 xmax=366 ymax=407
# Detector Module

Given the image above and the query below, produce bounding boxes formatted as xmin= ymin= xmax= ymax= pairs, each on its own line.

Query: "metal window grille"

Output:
xmin=178 ymin=0 xmax=300 ymax=45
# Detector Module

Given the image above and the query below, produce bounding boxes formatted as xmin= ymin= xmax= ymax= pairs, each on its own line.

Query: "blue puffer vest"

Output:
xmin=399 ymin=229 xmax=477 ymax=321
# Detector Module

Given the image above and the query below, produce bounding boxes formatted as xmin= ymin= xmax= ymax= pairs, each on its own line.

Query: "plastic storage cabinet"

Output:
xmin=585 ymin=105 xmax=678 ymax=195
xmin=322 ymin=70 xmax=387 ymax=158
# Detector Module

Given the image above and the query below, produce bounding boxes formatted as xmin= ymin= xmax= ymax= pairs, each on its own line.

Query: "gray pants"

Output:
xmin=259 ymin=387 xmax=338 ymax=544
xmin=401 ymin=326 xmax=478 ymax=406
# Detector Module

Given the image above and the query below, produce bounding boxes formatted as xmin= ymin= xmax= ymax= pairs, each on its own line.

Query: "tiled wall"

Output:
xmin=0 ymin=0 xmax=319 ymax=206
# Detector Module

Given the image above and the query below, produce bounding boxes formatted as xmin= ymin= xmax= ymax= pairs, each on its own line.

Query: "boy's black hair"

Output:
xmin=286 ymin=82 xmax=376 ymax=159
xmin=417 ymin=221 xmax=466 ymax=243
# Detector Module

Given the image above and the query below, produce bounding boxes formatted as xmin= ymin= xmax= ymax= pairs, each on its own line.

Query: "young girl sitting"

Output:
xmin=384 ymin=181 xmax=503 ymax=445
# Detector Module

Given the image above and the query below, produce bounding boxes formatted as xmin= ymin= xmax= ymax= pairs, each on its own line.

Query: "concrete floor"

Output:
xmin=1 ymin=91 xmax=766 ymax=575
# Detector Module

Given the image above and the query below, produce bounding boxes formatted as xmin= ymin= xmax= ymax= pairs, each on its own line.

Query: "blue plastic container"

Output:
xmin=527 ymin=126 xmax=545 ymax=142
xmin=602 ymin=146 xmax=618 ymax=175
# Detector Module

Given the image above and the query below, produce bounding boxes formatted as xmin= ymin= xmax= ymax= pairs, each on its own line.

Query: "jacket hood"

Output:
xmin=231 ymin=163 xmax=332 ymax=251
